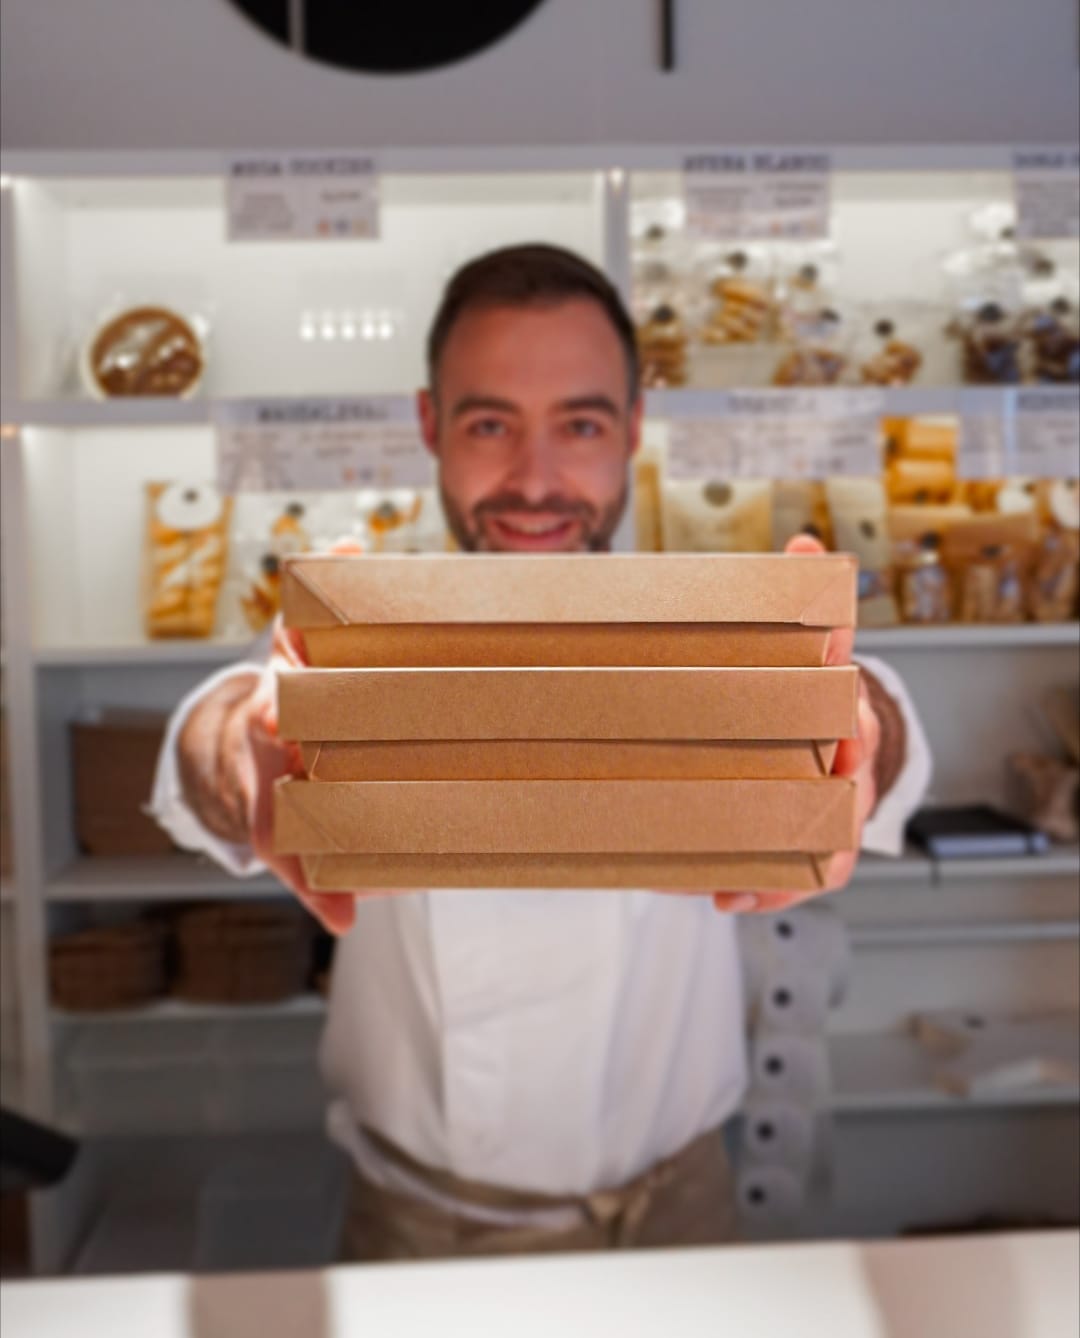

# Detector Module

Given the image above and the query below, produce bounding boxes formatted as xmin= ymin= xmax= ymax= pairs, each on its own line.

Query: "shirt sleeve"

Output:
xmin=854 ymin=653 xmax=933 ymax=858
xmin=147 ymin=659 xmax=269 ymax=878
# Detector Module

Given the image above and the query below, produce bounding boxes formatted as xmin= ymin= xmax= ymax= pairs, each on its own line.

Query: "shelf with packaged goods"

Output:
xmin=35 ymin=641 xmax=259 ymax=668
xmin=855 ymin=624 xmax=1080 ymax=652
xmin=644 ymin=385 xmax=1017 ymax=421
xmin=6 ymin=385 xmax=1023 ymax=430
xmin=29 ymin=623 xmax=1080 ymax=668
xmin=829 ymin=1030 xmax=1080 ymax=1115
xmin=45 ymin=856 xmax=287 ymax=903
xmin=51 ymin=996 xmax=326 ymax=1025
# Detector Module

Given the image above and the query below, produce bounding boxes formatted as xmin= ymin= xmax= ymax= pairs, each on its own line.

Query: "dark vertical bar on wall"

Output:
xmin=289 ymin=0 xmax=306 ymax=52
xmin=660 ymin=0 xmax=675 ymax=70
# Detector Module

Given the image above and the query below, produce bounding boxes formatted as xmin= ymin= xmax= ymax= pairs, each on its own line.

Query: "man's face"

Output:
xmin=418 ymin=299 xmax=641 ymax=552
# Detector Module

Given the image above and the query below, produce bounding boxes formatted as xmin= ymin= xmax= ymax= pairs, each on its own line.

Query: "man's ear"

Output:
xmin=418 ymin=388 xmax=439 ymax=458
xmin=627 ymin=393 xmax=644 ymax=458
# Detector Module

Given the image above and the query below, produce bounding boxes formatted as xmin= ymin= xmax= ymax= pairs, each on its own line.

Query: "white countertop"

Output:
xmin=2 ymin=1231 xmax=1076 ymax=1338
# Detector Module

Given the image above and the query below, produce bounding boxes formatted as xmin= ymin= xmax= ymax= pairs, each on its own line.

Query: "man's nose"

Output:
xmin=506 ymin=430 xmax=560 ymax=504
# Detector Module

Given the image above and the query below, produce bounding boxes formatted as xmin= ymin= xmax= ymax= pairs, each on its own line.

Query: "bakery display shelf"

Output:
xmin=855 ymin=624 xmax=1080 ymax=652
xmin=849 ymin=919 xmax=1080 ymax=949
xmin=51 ymin=996 xmax=326 ymax=1025
xmin=45 ymin=855 xmax=286 ymax=902
xmin=645 ymin=385 xmax=1012 ymax=421
xmin=829 ymin=1030 xmax=1080 ymax=1116
xmin=35 ymin=640 xmax=258 ymax=667
xmin=6 ymin=398 xmax=211 ymax=430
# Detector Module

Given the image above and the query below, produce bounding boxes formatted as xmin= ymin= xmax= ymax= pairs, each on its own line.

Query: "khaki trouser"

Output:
xmin=342 ymin=1124 xmax=738 ymax=1262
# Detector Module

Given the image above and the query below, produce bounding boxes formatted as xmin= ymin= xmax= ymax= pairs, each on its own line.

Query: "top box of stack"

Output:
xmin=282 ymin=553 xmax=856 ymax=668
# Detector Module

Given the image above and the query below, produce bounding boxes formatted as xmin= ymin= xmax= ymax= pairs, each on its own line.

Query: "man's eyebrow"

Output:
xmin=556 ymin=395 xmax=622 ymax=418
xmin=449 ymin=394 xmax=521 ymax=419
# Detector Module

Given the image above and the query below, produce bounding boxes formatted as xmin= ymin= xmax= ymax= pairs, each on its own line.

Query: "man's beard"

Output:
xmin=440 ymin=483 xmax=629 ymax=553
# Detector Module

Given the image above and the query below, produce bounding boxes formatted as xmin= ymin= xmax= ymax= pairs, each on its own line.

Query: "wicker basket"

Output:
xmin=172 ymin=903 xmax=313 ymax=1004
xmin=50 ymin=922 xmax=168 ymax=1012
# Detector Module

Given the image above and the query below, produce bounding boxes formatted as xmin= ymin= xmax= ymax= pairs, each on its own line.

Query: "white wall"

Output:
xmin=1 ymin=0 xmax=1078 ymax=151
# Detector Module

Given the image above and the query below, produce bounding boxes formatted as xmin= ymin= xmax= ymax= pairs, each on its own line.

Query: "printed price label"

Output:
xmin=1013 ymin=148 xmax=1080 ymax=240
xmin=1015 ymin=388 xmax=1080 ymax=478
xmin=214 ymin=398 xmax=433 ymax=492
xmin=683 ymin=150 xmax=832 ymax=241
xmin=226 ymin=153 xmax=380 ymax=242
xmin=666 ymin=389 xmax=882 ymax=480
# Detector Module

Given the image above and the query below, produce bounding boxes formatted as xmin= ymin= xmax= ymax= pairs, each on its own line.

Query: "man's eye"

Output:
xmin=468 ymin=418 xmax=508 ymax=438
xmin=565 ymin=418 xmax=604 ymax=439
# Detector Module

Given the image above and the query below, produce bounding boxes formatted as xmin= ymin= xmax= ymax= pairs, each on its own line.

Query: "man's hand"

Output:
xmin=177 ymin=614 xmax=359 ymax=937
xmin=711 ymin=532 xmax=881 ymax=916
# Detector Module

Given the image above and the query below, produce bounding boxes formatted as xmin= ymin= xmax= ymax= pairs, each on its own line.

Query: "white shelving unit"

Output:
xmin=1 ymin=144 xmax=1078 ymax=1271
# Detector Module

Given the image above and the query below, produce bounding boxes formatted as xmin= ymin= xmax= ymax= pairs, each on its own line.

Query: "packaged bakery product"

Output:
xmin=825 ymin=477 xmax=899 ymax=627
xmin=772 ymin=309 xmax=848 ymax=386
xmin=660 ymin=478 xmax=772 ymax=553
xmin=83 ymin=305 xmax=205 ymax=399
xmin=776 ymin=248 xmax=840 ymax=345
xmin=895 ymin=531 xmax=952 ymax=624
xmin=1025 ymin=297 xmax=1080 ymax=384
xmin=637 ymin=303 xmax=689 ymax=388
xmin=859 ymin=318 xmax=923 ymax=386
xmin=235 ymin=499 xmax=313 ymax=634
xmin=1027 ymin=480 xmax=1080 ymax=621
xmin=770 ymin=480 xmax=832 ymax=551
xmin=143 ymin=482 xmax=232 ymax=639
xmin=1027 ymin=526 xmax=1080 ymax=622
xmin=701 ymin=251 xmax=779 ymax=346
xmin=947 ymin=301 xmax=1023 ymax=385
xmin=941 ymin=513 xmax=1037 ymax=623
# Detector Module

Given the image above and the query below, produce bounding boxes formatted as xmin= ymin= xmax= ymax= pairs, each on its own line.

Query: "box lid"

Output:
xmin=282 ymin=553 xmax=856 ymax=629
xmin=276 ymin=666 xmax=859 ymax=743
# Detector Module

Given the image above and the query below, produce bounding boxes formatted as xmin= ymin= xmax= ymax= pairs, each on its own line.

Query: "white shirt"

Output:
xmin=150 ymin=654 xmax=928 ymax=1221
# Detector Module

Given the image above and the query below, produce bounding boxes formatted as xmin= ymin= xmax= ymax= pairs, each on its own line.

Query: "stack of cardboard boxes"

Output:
xmin=274 ymin=553 xmax=859 ymax=893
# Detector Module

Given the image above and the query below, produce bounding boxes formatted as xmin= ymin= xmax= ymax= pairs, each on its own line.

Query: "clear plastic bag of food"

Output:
xmin=143 ymin=483 xmax=232 ymax=639
xmin=942 ymin=513 xmax=1038 ymax=624
xmin=636 ymin=302 xmax=690 ymax=388
xmin=825 ymin=477 xmax=899 ymax=627
xmin=697 ymin=249 xmax=780 ymax=347
xmin=659 ymin=478 xmax=773 ymax=552
xmin=893 ymin=530 xmax=953 ymax=624
xmin=771 ymin=308 xmax=850 ymax=387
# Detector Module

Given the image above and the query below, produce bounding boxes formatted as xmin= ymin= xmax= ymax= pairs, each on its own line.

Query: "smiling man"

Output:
xmin=152 ymin=244 xmax=929 ymax=1261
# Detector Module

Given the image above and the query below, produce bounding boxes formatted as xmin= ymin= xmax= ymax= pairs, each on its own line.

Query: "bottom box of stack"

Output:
xmin=274 ymin=778 xmax=856 ymax=893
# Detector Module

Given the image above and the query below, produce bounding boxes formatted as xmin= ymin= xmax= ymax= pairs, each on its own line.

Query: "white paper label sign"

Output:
xmin=226 ymin=154 xmax=380 ymax=242
xmin=1014 ymin=388 xmax=1080 ymax=478
xmin=958 ymin=410 xmax=1014 ymax=480
xmin=683 ymin=151 xmax=832 ymax=241
xmin=667 ymin=389 xmax=882 ymax=480
xmin=214 ymin=398 xmax=433 ymax=492
xmin=1013 ymin=148 xmax=1080 ymax=240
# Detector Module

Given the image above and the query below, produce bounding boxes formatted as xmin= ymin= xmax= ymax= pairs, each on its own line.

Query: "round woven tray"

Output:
xmin=50 ymin=922 xmax=168 ymax=1012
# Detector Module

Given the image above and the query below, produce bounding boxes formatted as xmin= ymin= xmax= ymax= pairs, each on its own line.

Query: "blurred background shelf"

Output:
xmin=830 ymin=1031 xmax=1080 ymax=1116
xmin=51 ymin=997 xmax=326 ymax=1025
xmin=45 ymin=856 xmax=286 ymax=902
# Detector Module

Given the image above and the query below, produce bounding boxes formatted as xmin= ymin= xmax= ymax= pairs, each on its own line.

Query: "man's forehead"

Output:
xmin=434 ymin=299 xmax=630 ymax=397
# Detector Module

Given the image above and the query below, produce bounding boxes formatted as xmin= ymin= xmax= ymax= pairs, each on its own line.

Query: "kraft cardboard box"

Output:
xmin=277 ymin=666 xmax=859 ymax=744
xmin=283 ymin=553 xmax=856 ymax=668
xmin=297 ymin=738 xmax=840 ymax=782
xmin=274 ymin=777 xmax=857 ymax=858
xmin=299 ymin=851 xmax=837 ymax=894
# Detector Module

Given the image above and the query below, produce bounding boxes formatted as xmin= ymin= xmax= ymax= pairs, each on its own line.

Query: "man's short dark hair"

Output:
xmin=426 ymin=243 xmax=640 ymax=398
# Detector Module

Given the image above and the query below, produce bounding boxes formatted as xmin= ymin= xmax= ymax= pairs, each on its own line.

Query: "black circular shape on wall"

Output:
xmin=228 ymin=1 xmax=550 ymax=74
